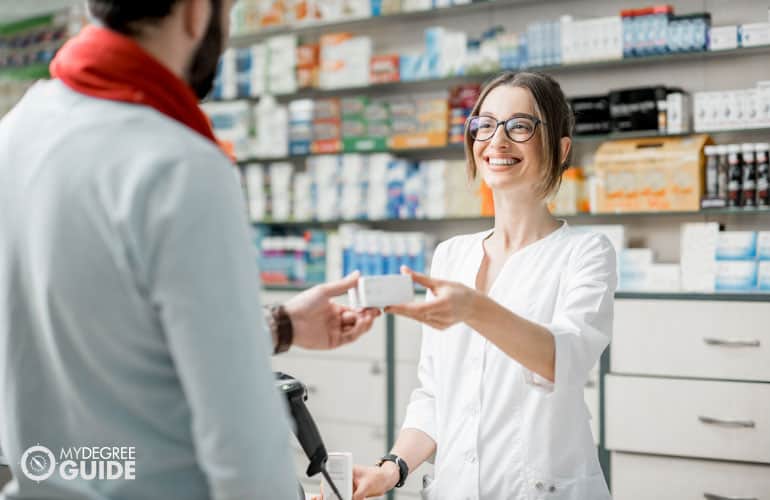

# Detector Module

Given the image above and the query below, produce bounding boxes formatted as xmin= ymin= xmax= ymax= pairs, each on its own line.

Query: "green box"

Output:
xmin=343 ymin=136 xmax=388 ymax=153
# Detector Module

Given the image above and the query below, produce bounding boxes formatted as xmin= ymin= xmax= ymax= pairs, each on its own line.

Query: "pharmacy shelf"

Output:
xmin=229 ymin=0 xmax=544 ymax=47
xmin=236 ymin=126 xmax=770 ymax=165
xmin=213 ymin=44 xmax=770 ymax=102
xmin=262 ymin=285 xmax=770 ymax=301
xmin=253 ymin=208 xmax=770 ymax=228
xmin=615 ymin=291 xmax=770 ymax=302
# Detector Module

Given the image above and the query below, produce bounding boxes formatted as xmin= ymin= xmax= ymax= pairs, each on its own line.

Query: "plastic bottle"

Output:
xmin=756 ymin=143 xmax=769 ymax=208
xmin=727 ymin=144 xmax=743 ymax=207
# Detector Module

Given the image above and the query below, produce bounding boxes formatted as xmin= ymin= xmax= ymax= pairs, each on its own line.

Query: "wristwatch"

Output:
xmin=268 ymin=305 xmax=293 ymax=355
xmin=377 ymin=454 xmax=409 ymax=488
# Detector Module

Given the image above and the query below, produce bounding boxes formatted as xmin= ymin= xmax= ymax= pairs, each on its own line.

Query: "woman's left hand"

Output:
xmin=385 ymin=266 xmax=480 ymax=330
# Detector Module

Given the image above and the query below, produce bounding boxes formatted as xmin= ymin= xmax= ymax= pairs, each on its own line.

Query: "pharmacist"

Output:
xmin=349 ymin=73 xmax=617 ymax=500
xmin=0 ymin=1 xmax=378 ymax=500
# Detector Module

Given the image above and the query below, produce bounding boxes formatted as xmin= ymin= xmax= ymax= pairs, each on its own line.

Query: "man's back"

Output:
xmin=0 ymin=80 xmax=296 ymax=499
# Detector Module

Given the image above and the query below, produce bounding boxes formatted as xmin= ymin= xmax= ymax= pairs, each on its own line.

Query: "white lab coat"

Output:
xmin=402 ymin=223 xmax=617 ymax=500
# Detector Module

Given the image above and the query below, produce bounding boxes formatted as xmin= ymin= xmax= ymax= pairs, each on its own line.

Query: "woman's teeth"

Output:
xmin=488 ymin=158 xmax=519 ymax=166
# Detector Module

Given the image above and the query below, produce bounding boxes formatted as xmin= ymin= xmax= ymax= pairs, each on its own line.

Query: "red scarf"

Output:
xmin=50 ymin=25 xmax=219 ymax=147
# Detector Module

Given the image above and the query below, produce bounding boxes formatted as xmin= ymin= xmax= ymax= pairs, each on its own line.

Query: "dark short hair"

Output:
xmin=464 ymin=71 xmax=575 ymax=198
xmin=87 ymin=0 xmax=182 ymax=36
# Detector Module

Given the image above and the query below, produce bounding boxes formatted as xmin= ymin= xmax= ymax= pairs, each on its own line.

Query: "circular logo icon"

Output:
xmin=20 ymin=445 xmax=56 ymax=482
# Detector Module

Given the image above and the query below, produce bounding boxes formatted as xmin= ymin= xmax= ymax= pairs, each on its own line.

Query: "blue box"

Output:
xmin=715 ymin=261 xmax=758 ymax=291
xmin=716 ymin=231 xmax=757 ymax=261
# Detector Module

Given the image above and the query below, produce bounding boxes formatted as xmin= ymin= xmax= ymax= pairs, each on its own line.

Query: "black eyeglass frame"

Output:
xmin=467 ymin=113 xmax=546 ymax=143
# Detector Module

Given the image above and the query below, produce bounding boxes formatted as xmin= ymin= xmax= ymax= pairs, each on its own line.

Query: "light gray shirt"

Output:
xmin=0 ymin=80 xmax=297 ymax=499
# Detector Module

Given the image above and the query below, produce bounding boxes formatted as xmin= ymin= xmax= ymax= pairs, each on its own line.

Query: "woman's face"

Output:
xmin=472 ymin=85 xmax=544 ymax=194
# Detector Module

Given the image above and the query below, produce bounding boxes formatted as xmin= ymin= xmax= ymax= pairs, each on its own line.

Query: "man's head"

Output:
xmin=87 ymin=0 xmax=234 ymax=99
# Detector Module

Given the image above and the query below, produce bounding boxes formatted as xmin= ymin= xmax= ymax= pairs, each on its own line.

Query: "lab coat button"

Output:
xmin=549 ymin=485 xmax=556 ymax=493
xmin=535 ymin=481 xmax=545 ymax=491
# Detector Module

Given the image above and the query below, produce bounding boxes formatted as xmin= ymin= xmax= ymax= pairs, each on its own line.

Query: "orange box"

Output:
xmin=370 ymin=54 xmax=400 ymax=84
xmin=311 ymin=139 xmax=341 ymax=154
xmin=389 ymin=132 xmax=447 ymax=150
xmin=593 ymin=135 xmax=711 ymax=213
xmin=297 ymin=67 xmax=318 ymax=88
xmin=297 ymin=44 xmax=319 ymax=68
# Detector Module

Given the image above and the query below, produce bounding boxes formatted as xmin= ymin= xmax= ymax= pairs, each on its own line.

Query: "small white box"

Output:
xmin=709 ymin=25 xmax=738 ymax=51
xmin=716 ymin=231 xmax=758 ymax=261
xmin=666 ymin=92 xmax=691 ymax=134
xmin=715 ymin=261 xmax=758 ymax=291
xmin=348 ymin=274 xmax=415 ymax=308
xmin=321 ymin=452 xmax=353 ymax=500
xmin=739 ymin=23 xmax=770 ymax=47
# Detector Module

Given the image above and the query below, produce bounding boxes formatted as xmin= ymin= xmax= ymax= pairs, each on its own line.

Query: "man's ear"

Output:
xmin=182 ymin=0 xmax=212 ymax=42
xmin=560 ymin=136 xmax=572 ymax=167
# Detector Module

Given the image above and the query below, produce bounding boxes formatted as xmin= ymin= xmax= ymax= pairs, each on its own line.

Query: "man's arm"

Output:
xmin=139 ymin=151 xmax=297 ymax=500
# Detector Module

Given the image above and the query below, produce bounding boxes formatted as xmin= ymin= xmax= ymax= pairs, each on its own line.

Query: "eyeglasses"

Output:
xmin=467 ymin=113 xmax=544 ymax=143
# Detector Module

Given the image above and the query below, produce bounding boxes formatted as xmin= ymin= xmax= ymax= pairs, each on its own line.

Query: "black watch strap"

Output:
xmin=377 ymin=454 xmax=408 ymax=488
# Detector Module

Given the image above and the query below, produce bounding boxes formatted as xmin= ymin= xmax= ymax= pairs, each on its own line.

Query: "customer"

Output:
xmin=0 ymin=1 xmax=378 ymax=499
xmin=347 ymin=72 xmax=617 ymax=500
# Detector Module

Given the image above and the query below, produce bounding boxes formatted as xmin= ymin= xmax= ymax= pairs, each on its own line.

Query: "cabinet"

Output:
xmin=606 ymin=297 xmax=770 ymax=500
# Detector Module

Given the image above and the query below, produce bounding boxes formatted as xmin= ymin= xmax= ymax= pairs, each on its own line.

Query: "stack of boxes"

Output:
xmin=420 ymin=160 xmax=481 ymax=219
xmin=526 ymin=19 xmax=562 ymax=67
xmin=268 ymin=163 xmax=294 ymax=221
xmin=296 ymin=43 xmax=320 ymax=89
xmin=390 ymin=92 xmax=449 ymax=150
xmin=561 ymin=16 xmax=623 ymax=64
xmin=311 ymin=98 xmax=342 ymax=154
xmin=308 ymin=155 xmax=341 ymax=221
xmin=716 ymin=231 xmax=770 ymax=292
xmin=202 ymin=101 xmax=252 ymax=160
xmin=694 ymin=81 xmax=770 ymax=132
xmin=266 ymin=35 xmax=298 ymax=94
xmin=621 ymin=5 xmax=673 ymax=57
xmin=318 ymin=33 xmax=372 ymax=90
xmin=448 ymin=85 xmax=480 ymax=144
xmin=367 ymin=154 xmax=391 ymax=220
xmin=341 ymin=97 xmax=391 ymax=153
xmin=288 ymin=99 xmax=314 ymax=155
xmin=243 ymin=163 xmax=268 ymax=221
xmin=339 ymin=154 xmax=368 ymax=220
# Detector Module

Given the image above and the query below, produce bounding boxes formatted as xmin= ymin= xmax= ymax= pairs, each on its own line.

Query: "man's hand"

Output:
xmin=285 ymin=272 xmax=381 ymax=350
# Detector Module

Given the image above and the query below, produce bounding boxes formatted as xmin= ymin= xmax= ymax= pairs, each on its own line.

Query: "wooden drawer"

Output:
xmin=613 ymin=300 xmax=770 ymax=382
xmin=272 ymin=356 xmax=387 ymax=426
xmin=611 ymin=452 xmax=770 ymax=500
xmin=605 ymin=375 xmax=770 ymax=463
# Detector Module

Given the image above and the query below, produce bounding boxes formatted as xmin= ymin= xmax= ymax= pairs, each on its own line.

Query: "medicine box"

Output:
xmin=715 ymin=231 xmax=758 ymax=261
xmin=709 ymin=25 xmax=738 ymax=50
xmin=715 ymin=261 xmax=758 ymax=291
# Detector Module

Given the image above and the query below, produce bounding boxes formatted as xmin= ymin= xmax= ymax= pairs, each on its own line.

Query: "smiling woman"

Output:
xmin=348 ymin=71 xmax=617 ymax=500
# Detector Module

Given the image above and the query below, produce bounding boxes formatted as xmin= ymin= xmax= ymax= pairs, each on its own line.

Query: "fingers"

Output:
xmin=320 ymin=271 xmax=361 ymax=297
xmin=400 ymin=265 xmax=437 ymax=291
xmin=384 ymin=301 xmax=434 ymax=320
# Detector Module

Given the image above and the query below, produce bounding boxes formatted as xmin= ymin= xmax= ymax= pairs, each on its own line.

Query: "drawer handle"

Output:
xmin=698 ymin=416 xmax=756 ymax=428
xmin=703 ymin=337 xmax=760 ymax=348
xmin=704 ymin=493 xmax=758 ymax=500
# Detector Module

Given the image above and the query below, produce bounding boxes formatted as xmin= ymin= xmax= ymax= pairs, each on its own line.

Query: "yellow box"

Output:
xmin=389 ymin=132 xmax=447 ymax=150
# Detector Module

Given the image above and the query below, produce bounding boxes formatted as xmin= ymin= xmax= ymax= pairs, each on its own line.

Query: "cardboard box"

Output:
xmin=593 ymin=135 xmax=711 ymax=212
xmin=389 ymin=132 xmax=447 ymax=150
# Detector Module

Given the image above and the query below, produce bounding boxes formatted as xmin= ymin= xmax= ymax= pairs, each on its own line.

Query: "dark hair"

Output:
xmin=87 ymin=0 xmax=182 ymax=36
xmin=464 ymin=71 xmax=575 ymax=198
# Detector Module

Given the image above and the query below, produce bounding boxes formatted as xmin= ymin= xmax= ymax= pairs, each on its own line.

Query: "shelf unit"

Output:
xmin=212 ymin=44 xmax=770 ymax=102
xmin=235 ymin=127 xmax=770 ymax=164
xmin=230 ymin=0 xmax=545 ymax=46
xmin=231 ymin=2 xmax=770 ymax=498
xmin=251 ymin=207 xmax=770 ymax=228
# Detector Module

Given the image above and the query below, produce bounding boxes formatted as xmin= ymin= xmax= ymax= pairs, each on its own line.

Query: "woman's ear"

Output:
xmin=560 ymin=136 xmax=572 ymax=167
xmin=183 ymin=0 xmax=212 ymax=42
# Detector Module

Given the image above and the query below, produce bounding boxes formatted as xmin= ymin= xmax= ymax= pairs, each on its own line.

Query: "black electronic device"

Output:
xmin=275 ymin=372 xmax=344 ymax=500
